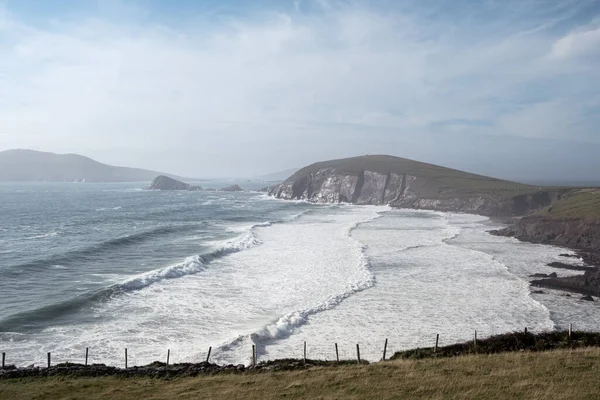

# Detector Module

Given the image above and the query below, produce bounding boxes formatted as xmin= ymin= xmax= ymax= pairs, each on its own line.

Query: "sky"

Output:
xmin=0 ymin=0 xmax=599 ymax=180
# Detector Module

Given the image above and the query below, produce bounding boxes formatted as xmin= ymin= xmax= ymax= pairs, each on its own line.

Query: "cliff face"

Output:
xmin=493 ymin=216 xmax=600 ymax=251
xmin=268 ymin=167 xmax=559 ymax=216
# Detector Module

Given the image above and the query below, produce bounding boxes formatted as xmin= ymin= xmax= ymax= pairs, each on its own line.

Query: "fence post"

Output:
xmin=2 ymin=352 xmax=5 ymax=369
xmin=335 ymin=343 xmax=339 ymax=363
xmin=474 ymin=330 xmax=477 ymax=352
xmin=569 ymin=323 xmax=573 ymax=340
xmin=356 ymin=344 xmax=361 ymax=364
xmin=47 ymin=352 xmax=51 ymax=369
xmin=85 ymin=348 xmax=89 ymax=367
xmin=252 ymin=345 xmax=256 ymax=367
xmin=166 ymin=349 xmax=170 ymax=366
xmin=434 ymin=334 xmax=439 ymax=353
xmin=524 ymin=327 xmax=528 ymax=334
xmin=206 ymin=347 xmax=212 ymax=363
xmin=382 ymin=339 xmax=388 ymax=361
xmin=125 ymin=348 xmax=128 ymax=369
xmin=303 ymin=341 xmax=307 ymax=365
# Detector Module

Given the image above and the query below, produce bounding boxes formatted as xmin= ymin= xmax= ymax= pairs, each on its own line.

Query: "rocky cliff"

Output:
xmin=147 ymin=176 xmax=202 ymax=191
xmin=493 ymin=216 xmax=600 ymax=251
xmin=268 ymin=155 xmax=564 ymax=217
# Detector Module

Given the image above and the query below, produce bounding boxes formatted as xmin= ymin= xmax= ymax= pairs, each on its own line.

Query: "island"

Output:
xmin=146 ymin=175 xmax=202 ymax=191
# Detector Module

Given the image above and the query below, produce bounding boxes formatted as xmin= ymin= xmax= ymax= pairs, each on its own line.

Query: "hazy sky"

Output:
xmin=0 ymin=0 xmax=599 ymax=180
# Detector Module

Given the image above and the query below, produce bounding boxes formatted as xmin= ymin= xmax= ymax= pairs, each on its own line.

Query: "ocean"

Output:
xmin=1 ymin=182 xmax=599 ymax=367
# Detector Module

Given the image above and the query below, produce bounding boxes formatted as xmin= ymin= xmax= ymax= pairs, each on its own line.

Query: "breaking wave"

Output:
xmin=0 ymin=222 xmax=267 ymax=333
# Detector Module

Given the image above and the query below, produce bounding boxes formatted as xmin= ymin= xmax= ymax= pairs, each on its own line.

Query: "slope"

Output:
xmin=0 ymin=149 xmax=187 ymax=183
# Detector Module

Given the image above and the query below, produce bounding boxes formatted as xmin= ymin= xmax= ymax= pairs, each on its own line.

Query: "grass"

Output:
xmin=3 ymin=348 xmax=600 ymax=399
xmin=287 ymin=155 xmax=533 ymax=196
xmin=536 ymin=190 xmax=600 ymax=218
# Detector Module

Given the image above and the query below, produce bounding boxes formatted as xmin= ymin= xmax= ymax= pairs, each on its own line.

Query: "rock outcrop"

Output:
xmin=220 ymin=185 xmax=244 ymax=192
xmin=267 ymin=155 xmax=564 ymax=216
xmin=492 ymin=217 xmax=600 ymax=254
xmin=147 ymin=175 xmax=202 ymax=191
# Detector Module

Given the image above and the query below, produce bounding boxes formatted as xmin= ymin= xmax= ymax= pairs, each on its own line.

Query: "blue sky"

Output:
xmin=0 ymin=0 xmax=599 ymax=179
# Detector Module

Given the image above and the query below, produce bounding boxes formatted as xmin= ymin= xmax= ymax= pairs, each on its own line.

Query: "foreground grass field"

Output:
xmin=3 ymin=348 xmax=600 ymax=400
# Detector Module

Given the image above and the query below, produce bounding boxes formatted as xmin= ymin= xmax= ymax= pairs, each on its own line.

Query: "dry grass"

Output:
xmin=3 ymin=348 xmax=600 ymax=400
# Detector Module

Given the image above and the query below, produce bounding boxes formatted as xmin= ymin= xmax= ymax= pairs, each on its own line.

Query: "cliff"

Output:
xmin=492 ymin=190 xmax=600 ymax=263
xmin=147 ymin=176 xmax=202 ymax=191
xmin=268 ymin=155 xmax=564 ymax=216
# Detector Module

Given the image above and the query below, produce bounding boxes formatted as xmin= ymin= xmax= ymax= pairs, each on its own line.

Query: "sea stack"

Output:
xmin=220 ymin=184 xmax=244 ymax=192
xmin=147 ymin=175 xmax=202 ymax=191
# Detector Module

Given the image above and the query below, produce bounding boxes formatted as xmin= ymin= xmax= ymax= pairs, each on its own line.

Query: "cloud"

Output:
xmin=0 ymin=0 xmax=598 ymax=177
xmin=550 ymin=26 xmax=600 ymax=60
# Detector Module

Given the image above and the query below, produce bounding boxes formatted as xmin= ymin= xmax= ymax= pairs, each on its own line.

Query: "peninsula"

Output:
xmin=269 ymin=154 xmax=600 ymax=295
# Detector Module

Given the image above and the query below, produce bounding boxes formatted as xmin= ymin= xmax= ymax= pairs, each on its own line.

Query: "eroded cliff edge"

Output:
xmin=268 ymin=155 xmax=566 ymax=217
xmin=269 ymin=155 xmax=600 ymax=296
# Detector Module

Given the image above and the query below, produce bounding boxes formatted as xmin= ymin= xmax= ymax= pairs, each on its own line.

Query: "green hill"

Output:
xmin=0 ymin=149 xmax=188 ymax=183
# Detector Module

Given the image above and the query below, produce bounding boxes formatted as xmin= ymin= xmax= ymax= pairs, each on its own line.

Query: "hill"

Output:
xmin=269 ymin=154 xmax=560 ymax=216
xmin=0 ymin=150 xmax=187 ymax=183
xmin=257 ymin=168 xmax=299 ymax=182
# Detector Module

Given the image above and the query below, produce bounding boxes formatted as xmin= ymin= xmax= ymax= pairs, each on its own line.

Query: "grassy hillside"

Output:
xmin=287 ymin=155 xmax=534 ymax=198
xmin=536 ymin=189 xmax=600 ymax=218
xmin=0 ymin=149 xmax=187 ymax=182
xmin=3 ymin=348 xmax=600 ymax=399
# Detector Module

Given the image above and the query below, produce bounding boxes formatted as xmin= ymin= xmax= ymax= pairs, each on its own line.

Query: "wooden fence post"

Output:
xmin=335 ymin=343 xmax=339 ymax=362
xmin=434 ymin=334 xmax=439 ymax=353
xmin=569 ymin=324 xmax=573 ymax=340
xmin=2 ymin=352 xmax=5 ymax=369
xmin=85 ymin=348 xmax=89 ymax=367
xmin=252 ymin=345 xmax=256 ymax=366
xmin=356 ymin=344 xmax=361 ymax=364
xmin=474 ymin=330 xmax=477 ymax=352
xmin=524 ymin=327 xmax=528 ymax=334
xmin=166 ymin=349 xmax=170 ymax=366
xmin=382 ymin=339 xmax=388 ymax=361
xmin=125 ymin=348 xmax=128 ymax=369
xmin=47 ymin=352 xmax=51 ymax=369
xmin=206 ymin=347 xmax=212 ymax=363
xmin=303 ymin=341 xmax=307 ymax=365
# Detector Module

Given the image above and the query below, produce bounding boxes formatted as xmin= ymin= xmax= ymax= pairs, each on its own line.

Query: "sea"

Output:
xmin=1 ymin=182 xmax=599 ymax=367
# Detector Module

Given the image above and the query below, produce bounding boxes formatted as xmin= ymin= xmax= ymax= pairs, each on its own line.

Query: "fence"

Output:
xmin=0 ymin=324 xmax=578 ymax=369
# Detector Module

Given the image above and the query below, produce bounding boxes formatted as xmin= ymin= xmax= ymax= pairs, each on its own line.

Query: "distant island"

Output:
xmin=0 ymin=149 xmax=189 ymax=182
xmin=147 ymin=175 xmax=202 ymax=191
xmin=146 ymin=176 xmax=245 ymax=192
xmin=269 ymin=154 xmax=600 ymax=296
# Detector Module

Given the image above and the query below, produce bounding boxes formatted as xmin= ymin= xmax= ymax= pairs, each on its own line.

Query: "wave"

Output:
xmin=5 ymin=224 xmax=206 ymax=275
xmin=213 ymin=210 xmax=384 ymax=360
xmin=25 ymin=231 xmax=59 ymax=240
xmin=0 ymin=222 xmax=266 ymax=334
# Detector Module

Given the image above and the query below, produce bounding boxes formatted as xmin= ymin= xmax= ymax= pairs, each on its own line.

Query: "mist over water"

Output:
xmin=0 ymin=183 xmax=598 ymax=367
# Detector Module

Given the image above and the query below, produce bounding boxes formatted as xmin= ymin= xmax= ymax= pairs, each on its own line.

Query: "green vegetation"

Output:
xmin=3 ymin=348 xmax=600 ymax=399
xmin=288 ymin=154 xmax=535 ymax=199
xmin=391 ymin=330 xmax=600 ymax=360
xmin=537 ymin=190 xmax=600 ymax=218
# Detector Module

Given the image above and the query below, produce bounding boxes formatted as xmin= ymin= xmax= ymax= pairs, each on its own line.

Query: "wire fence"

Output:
xmin=0 ymin=324 xmax=583 ymax=369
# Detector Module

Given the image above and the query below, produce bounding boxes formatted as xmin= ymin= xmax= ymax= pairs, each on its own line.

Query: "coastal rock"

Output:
xmin=147 ymin=175 xmax=202 ymax=191
xmin=220 ymin=185 xmax=244 ymax=192
xmin=267 ymin=155 xmax=571 ymax=216
xmin=529 ymin=273 xmax=558 ymax=278
xmin=493 ymin=217 xmax=600 ymax=256
xmin=581 ymin=295 xmax=595 ymax=302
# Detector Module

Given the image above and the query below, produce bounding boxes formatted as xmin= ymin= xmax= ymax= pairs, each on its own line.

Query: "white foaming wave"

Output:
xmin=119 ymin=255 xmax=206 ymax=291
xmin=26 ymin=231 xmax=59 ymax=240
xmin=116 ymin=221 xmax=267 ymax=292
xmin=240 ymin=209 xmax=383 ymax=354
